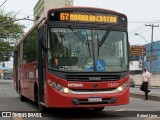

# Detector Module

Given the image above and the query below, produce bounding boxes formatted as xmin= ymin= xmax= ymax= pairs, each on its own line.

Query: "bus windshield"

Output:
xmin=48 ymin=27 xmax=128 ymax=72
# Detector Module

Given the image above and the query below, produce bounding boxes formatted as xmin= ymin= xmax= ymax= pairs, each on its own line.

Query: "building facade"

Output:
xmin=34 ymin=0 xmax=74 ymax=21
xmin=144 ymin=40 xmax=160 ymax=74
xmin=130 ymin=56 xmax=143 ymax=74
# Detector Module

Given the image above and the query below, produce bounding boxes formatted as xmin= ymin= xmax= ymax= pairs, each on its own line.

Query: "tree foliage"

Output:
xmin=0 ymin=9 xmax=25 ymax=62
xmin=0 ymin=41 xmax=13 ymax=62
xmin=0 ymin=9 xmax=25 ymax=43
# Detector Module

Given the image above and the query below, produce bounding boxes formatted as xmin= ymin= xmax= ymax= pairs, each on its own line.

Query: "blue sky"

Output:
xmin=1 ymin=0 xmax=160 ymax=68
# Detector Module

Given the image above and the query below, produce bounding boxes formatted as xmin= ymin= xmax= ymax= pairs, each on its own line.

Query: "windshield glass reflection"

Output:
xmin=48 ymin=28 xmax=128 ymax=72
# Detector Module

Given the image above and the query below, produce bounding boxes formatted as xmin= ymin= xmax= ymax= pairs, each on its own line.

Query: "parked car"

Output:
xmin=4 ymin=75 xmax=12 ymax=80
xmin=130 ymin=78 xmax=135 ymax=88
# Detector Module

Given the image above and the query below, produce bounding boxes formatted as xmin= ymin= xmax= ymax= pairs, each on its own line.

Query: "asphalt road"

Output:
xmin=130 ymin=86 xmax=160 ymax=96
xmin=0 ymin=80 xmax=160 ymax=120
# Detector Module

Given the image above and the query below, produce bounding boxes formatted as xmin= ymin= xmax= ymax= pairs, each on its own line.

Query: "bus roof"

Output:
xmin=47 ymin=6 xmax=126 ymax=17
xmin=14 ymin=6 xmax=127 ymax=51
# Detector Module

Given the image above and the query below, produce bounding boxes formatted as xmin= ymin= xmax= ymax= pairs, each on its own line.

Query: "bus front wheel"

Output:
xmin=34 ymin=86 xmax=46 ymax=112
xmin=37 ymin=96 xmax=47 ymax=113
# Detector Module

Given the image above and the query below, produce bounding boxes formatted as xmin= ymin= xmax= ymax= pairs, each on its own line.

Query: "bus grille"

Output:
xmin=65 ymin=75 xmax=122 ymax=81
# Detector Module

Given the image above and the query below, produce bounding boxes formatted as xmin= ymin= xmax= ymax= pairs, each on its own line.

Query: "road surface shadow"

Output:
xmin=42 ymin=108 xmax=128 ymax=119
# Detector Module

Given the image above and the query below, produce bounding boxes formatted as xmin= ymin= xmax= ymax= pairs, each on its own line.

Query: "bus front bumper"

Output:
xmin=46 ymin=87 xmax=129 ymax=108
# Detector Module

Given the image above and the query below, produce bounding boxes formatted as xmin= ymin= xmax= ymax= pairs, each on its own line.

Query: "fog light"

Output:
xmin=63 ymin=88 xmax=69 ymax=93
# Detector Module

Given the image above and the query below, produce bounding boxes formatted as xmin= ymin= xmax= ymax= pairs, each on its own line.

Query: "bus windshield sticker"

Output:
xmin=84 ymin=58 xmax=94 ymax=71
xmin=84 ymin=65 xmax=94 ymax=71
xmin=95 ymin=60 xmax=105 ymax=72
xmin=51 ymin=28 xmax=77 ymax=33
xmin=87 ymin=58 xmax=93 ymax=65
xmin=59 ymin=66 xmax=82 ymax=70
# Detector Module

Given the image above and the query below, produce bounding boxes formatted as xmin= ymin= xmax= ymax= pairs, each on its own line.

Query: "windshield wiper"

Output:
xmin=68 ymin=25 xmax=88 ymax=45
xmin=96 ymin=32 xmax=100 ymax=58
xmin=98 ymin=27 xmax=111 ymax=47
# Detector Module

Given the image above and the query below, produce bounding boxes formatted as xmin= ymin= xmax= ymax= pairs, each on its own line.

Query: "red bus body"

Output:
xmin=46 ymin=73 xmax=129 ymax=108
xmin=13 ymin=7 xmax=130 ymax=110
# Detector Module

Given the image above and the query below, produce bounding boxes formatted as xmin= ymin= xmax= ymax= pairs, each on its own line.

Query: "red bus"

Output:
xmin=13 ymin=7 xmax=129 ymax=112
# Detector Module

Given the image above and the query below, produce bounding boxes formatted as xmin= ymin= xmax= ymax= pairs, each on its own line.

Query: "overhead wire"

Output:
xmin=129 ymin=28 xmax=151 ymax=38
xmin=138 ymin=28 xmax=152 ymax=34
xmin=2 ymin=10 xmax=33 ymax=17
xmin=128 ymin=25 xmax=145 ymax=34
xmin=128 ymin=19 xmax=160 ymax=38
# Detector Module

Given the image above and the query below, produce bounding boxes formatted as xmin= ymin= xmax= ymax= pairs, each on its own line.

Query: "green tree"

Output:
xmin=0 ymin=9 xmax=25 ymax=62
xmin=0 ymin=41 xmax=13 ymax=62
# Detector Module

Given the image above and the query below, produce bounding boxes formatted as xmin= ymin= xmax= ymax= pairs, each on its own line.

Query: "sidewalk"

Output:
xmin=130 ymin=86 xmax=160 ymax=102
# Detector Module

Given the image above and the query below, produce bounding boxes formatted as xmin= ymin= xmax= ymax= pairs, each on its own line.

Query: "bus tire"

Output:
xmin=93 ymin=107 xmax=105 ymax=111
xmin=38 ymin=97 xmax=46 ymax=113
xmin=19 ymin=82 xmax=26 ymax=102
xmin=34 ymin=83 xmax=38 ymax=104
xmin=34 ymin=84 xmax=46 ymax=113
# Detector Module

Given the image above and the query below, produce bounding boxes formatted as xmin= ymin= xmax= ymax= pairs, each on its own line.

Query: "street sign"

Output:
xmin=130 ymin=45 xmax=146 ymax=56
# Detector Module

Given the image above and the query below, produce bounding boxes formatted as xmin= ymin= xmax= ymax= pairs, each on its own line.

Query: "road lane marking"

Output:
xmin=116 ymin=109 xmax=126 ymax=111
xmin=115 ymin=108 xmax=160 ymax=111
xmin=130 ymin=97 xmax=160 ymax=103
xmin=115 ymin=108 xmax=139 ymax=111
xmin=13 ymin=117 xmax=23 ymax=120
xmin=145 ymin=118 xmax=160 ymax=120
xmin=145 ymin=118 xmax=152 ymax=120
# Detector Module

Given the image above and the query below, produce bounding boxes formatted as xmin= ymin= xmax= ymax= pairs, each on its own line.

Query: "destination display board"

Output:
xmin=49 ymin=11 xmax=119 ymax=24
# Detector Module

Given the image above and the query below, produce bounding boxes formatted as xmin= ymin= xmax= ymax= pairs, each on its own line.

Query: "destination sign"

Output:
xmin=60 ymin=12 xmax=117 ymax=23
xmin=49 ymin=11 xmax=118 ymax=24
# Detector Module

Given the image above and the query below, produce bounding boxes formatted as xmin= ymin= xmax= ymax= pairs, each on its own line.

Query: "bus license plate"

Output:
xmin=88 ymin=97 xmax=102 ymax=102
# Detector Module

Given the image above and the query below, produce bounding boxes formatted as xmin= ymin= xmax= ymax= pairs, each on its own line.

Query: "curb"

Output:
xmin=130 ymin=93 xmax=160 ymax=102
xmin=134 ymin=86 xmax=160 ymax=89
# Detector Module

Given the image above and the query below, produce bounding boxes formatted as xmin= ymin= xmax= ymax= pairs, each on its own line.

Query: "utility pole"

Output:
xmin=145 ymin=24 xmax=159 ymax=73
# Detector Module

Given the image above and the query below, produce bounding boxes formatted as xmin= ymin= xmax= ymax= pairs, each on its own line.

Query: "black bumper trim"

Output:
xmin=72 ymin=98 xmax=117 ymax=105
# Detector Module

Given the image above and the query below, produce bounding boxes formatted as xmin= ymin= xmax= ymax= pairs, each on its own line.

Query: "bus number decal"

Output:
xmin=60 ymin=13 xmax=69 ymax=21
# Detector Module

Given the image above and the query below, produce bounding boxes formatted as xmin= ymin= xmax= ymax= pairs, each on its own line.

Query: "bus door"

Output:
xmin=38 ymin=24 xmax=46 ymax=103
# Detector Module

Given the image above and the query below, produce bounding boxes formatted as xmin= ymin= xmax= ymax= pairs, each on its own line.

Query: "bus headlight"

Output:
xmin=116 ymin=82 xmax=129 ymax=92
xmin=48 ymin=79 xmax=70 ymax=94
xmin=117 ymin=86 xmax=123 ymax=91
xmin=63 ymin=88 xmax=69 ymax=93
